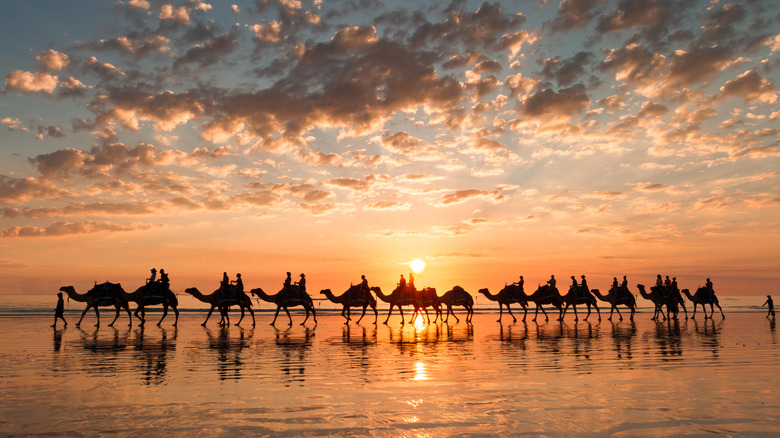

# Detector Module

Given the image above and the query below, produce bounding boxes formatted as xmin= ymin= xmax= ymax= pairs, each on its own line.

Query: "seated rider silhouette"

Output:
xmin=665 ymin=276 xmax=672 ymax=288
xmin=570 ymin=276 xmax=579 ymax=297
xmin=147 ymin=268 xmax=157 ymax=284
xmin=621 ymin=276 xmax=628 ymax=293
xmin=359 ymin=275 xmax=370 ymax=302
xmin=580 ymin=275 xmax=588 ymax=299
xmin=612 ymin=277 xmax=619 ymax=293
xmin=231 ymin=273 xmax=243 ymax=299
xmin=219 ymin=272 xmax=230 ymax=299
xmin=293 ymin=273 xmax=306 ymax=299
xmin=546 ymin=275 xmax=556 ymax=299
xmin=671 ymin=277 xmax=678 ymax=292
xmin=705 ymin=278 xmax=714 ymax=300
xmin=282 ymin=272 xmax=292 ymax=301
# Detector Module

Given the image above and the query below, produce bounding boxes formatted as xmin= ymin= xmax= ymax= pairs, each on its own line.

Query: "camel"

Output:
xmin=59 ymin=283 xmax=133 ymax=327
xmin=592 ymin=287 xmax=637 ymax=321
xmin=636 ymin=284 xmax=669 ymax=321
xmin=374 ymin=285 xmax=418 ymax=324
xmin=522 ymin=285 xmax=566 ymax=322
xmin=320 ymin=286 xmax=379 ymax=324
xmin=682 ymin=287 xmax=725 ymax=319
xmin=477 ymin=285 xmax=528 ymax=323
xmin=250 ymin=287 xmax=317 ymax=326
xmin=184 ymin=287 xmax=256 ymax=326
xmin=409 ymin=287 xmax=442 ymax=324
xmin=558 ymin=285 xmax=601 ymax=322
xmin=117 ymin=282 xmax=179 ymax=327
xmin=436 ymin=286 xmax=474 ymax=323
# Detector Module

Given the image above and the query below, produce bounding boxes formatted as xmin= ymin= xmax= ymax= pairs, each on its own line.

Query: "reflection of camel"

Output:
xmin=592 ymin=287 xmax=637 ymax=321
xmin=559 ymin=286 xmax=601 ymax=322
xmin=477 ymin=285 xmax=528 ymax=322
xmin=320 ymin=286 xmax=379 ymax=324
xmin=436 ymin=286 xmax=474 ymax=323
xmin=250 ymin=287 xmax=316 ymax=326
xmin=60 ymin=284 xmax=132 ymax=327
xmin=637 ymin=284 xmax=668 ymax=321
xmin=682 ymin=287 xmax=725 ymax=319
xmin=185 ymin=287 xmax=255 ymax=326
xmin=117 ymin=283 xmax=179 ymax=326
xmin=374 ymin=285 xmax=416 ymax=324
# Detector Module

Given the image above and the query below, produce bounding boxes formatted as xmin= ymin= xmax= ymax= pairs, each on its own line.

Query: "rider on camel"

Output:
xmin=282 ymin=272 xmax=292 ymax=301
xmin=580 ymin=275 xmax=589 ymax=298
xmin=359 ymin=275 xmax=370 ymax=302
xmin=231 ymin=273 xmax=243 ymax=299
xmin=294 ymin=273 xmax=306 ymax=298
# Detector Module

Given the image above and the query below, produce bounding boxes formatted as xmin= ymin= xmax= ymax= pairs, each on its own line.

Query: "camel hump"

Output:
xmin=452 ymin=285 xmax=465 ymax=293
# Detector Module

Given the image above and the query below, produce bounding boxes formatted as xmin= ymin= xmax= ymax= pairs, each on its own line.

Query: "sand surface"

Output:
xmin=1 ymin=312 xmax=778 ymax=436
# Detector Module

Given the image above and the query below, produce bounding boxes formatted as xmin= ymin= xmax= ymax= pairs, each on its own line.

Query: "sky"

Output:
xmin=1 ymin=0 xmax=779 ymax=297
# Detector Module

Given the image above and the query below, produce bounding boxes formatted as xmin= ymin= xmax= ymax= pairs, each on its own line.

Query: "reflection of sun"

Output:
xmin=408 ymin=257 xmax=427 ymax=274
xmin=412 ymin=313 xmax=426 ymax=330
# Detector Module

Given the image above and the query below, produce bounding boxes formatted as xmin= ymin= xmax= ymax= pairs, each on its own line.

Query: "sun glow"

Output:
xmin=407 ymin=258 xmax=427 ymax=274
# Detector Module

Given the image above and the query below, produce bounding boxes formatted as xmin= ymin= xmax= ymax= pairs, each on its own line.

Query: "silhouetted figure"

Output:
xmin=359 ymin=275 xmax=370 ymax=301
xmin=283 ymin=272 xmax=292 ymax=300
xmin=147 ymin=268 xmax=157 ymax=284
xmin=52 ymin=292 xmax=67 ymax=327
xmin=580 ymin=275 xmax=589 ymax=299
xmin=548 ymin=275 xmax=556 ymax=288
xmin=764 ymin=295 xmax=775 ymax=318
xmin=671 ymin=277 xmax=678 ymax=291
xmin=612 ymin=277 xmax=619 ymax=291
xmin=621 ymin=275 xmax=628 ymax=292
xmin=295 ymin=273 xmax=306 ymax=296
xmin=159 ymin=269 xmax=169 ymax=287
xmin=409 ymin=272 xmax=415 ymax=289
xmin=514 ymin=275 xmax=524 ymax=289
xmin=705 ymin=278 xmax=714 ymax=299
xmin=231 ymin=273 xmax=243 ymax=299
xmin=656 ymin=274 xmax=663 ymax=288
xmin=399 ymin=274 xmax=406 ymax=289
xmin=665 ymin=276 xmax=672 ymax=288
xmin=219 ymin=272 xmax=230 ymax=299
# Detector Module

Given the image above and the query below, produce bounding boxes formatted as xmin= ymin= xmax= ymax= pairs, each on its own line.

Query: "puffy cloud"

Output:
xmin=540 ymin=52 xmax=594 ymax=87
xmin=4 ymin=70 xmax=58 ymax=95
xmin=0 ymin=176 xmax=72 ymax=204
xmin=719 ymin=70 xmax=778 ymax=104
xmin=519 ymin=84 xmax=589 ymax=121
xmin=545 ymin=0 xmax=607 ymax=33
xmin=160 ymin=4 xmax=190 ymax=25
xmin=35 ymin=50 xmax=69 ymax=72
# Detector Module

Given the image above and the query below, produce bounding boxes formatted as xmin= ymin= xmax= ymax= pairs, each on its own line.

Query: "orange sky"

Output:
xmin=1 ymin=1 xmax=779 ymax=296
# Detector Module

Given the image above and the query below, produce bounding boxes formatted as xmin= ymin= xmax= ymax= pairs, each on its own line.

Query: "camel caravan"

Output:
xmin=58 ymin=269 xmax=726 ymax=328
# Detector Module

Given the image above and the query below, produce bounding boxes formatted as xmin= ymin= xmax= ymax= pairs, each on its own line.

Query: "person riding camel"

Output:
xmin=570 ymin=276 xmax=579 ymax=297
xmin=705 ymin=278 xmax=714 ymax=300
xmin=665 ymin=275 xmax=672 ymax=288
xmin=399 ymin=274 xmax=408 ymax=300
xmin=612 ymin=277 xmax=619 ymax=293
xmin=621 ymin=275 xmax=628 ymax=292
xmin=671 ymin=277 xmax=678 ymax=292
xmin=147 ymin=268 xmax=157 ymax=284
xmin=294 ymin=273 xmax=306 ymax=298
xmin=159 ymin=269 xmax=169 ymax=287
xmin=220 ymin=272 xmax=230 ymax=299
xmin=409 ymin=272 xmax=415 ymax=291
xmin=282 ymin=272 xmax=292 ymax=301
xmin=580 ymin=275 xmax=589 ymax=299
xmin=359 ymin=275 xmax=370 ymax=302
xmin=231 ymin=273 xmax=243 ymax=299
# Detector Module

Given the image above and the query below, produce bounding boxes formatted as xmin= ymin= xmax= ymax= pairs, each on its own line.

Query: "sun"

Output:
xmin=407 ymin=257 xmax=427 ymax=274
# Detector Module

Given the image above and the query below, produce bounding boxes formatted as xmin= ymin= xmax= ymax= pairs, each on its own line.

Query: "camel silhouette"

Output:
xmin=436 ymin=286 xmax=474 ymax=323
xmin=320 ymin=286 xmax=379 ymax=324
xmin=682 ymin=287 xmax=725 ymax=319
xmin=250 ymin=287 xmax=317 ymax=326
xmin=185 ymin=287 xmax=255 ymax=326
xmin=592 ymin=286 xmax=637 ymax=321
xmin=59 ymin=283 xmax=132 ymax=327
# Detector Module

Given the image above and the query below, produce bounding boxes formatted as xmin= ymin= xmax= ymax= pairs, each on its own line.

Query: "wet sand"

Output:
xmin=1 ymin=312 xmax=778 ymax=436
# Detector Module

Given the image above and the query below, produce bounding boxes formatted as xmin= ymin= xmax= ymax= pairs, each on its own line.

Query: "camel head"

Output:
xmin=370 ymin=286 xmax=382 ymax=294
xmin=636 ymin=284 xmax=645 ymax=292
xmin=319 ymin=289 xmax=331 ymax=295
xmin=184 ymin=287 xmax=199 ymax=296
xmin=477 ymin=288 xmax=489 ymax=295
xmin=249 ymin=287 xmax=264 ymax=297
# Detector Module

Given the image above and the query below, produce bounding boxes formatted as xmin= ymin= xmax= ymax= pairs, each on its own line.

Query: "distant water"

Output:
xmin=1 ymin=312 xmax=778 ymax=436
xmin=0 ymin=292 xmax=770 ymax=316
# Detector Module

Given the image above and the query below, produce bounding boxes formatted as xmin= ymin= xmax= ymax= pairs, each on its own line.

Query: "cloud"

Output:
xmin=0 ymin=176 xmax=72 ymax=204
xmin=1 ymin=221 xmax=156 ymax=237
xmin=719 ymin=70 xmax=778 ymax=104
xmin=438 ymin=188 xmax=507 ymax=206
xmin=519 ymin=84 xmax=589 ymax=121
xmin=36 ymin=50 xmax=69 ymax=72
xmin=365 ymin=200 xmax=412 ymax=211
xmin=545 ymin=0 xmax=607 ymax=33
xmin=4 ymin=70 xmax=59 ymax=95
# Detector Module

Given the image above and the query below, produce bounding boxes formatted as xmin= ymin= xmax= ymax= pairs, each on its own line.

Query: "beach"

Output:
xmin=1 ymin=308 xmax=778 ymax=436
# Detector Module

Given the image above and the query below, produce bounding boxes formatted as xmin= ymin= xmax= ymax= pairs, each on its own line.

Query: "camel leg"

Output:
xmin=506 ymin=304 xmax=517 ymax=323
xmin=93 ymin=306 xmax=101 ymax=327
xmin=497 ymin=303 xmax=504 ymax=322
xmin=715 ymin=303 xmax=725 ymax=319
xmin=108 ymin=305 xmax=121 ymax=327
xmin=608 ymin=305 xmax=615 ymax=321
xmin=373 ymin=306 xmax=378 ymax=325
xmin=522 ymin=305 xmax=528 ymax=322
xmin=584 ymin=304 xmax=592 ymax=321
xmin=157 ymin=305 xmax=168 ymax=326
xmin=76 ymin=305 xmax=91 ymax=326
xmin=271 ymin=306 xmax=281 ymax=325
xmin=451 ymin=305 xmax=460 ymax=323
xmin=573 ymin=304 xmax=579 ymax=322
xmin=284 ymin=307 xmax=293 ymax=326
xmin=172 ymin=306 xmax=179 ymax=327
xmin=383 ymin=305 xmax=394 ymax=325
xmin=301 ymin=306 xmax=309 ymax=326
xmin=311 ymin=305 xmax=317 ymax=324
xmin=356 ymin=306 xmax=367 ymax=324
xmin=203 ymin=306 xmax=215 ymax=326
xmin=467 ymin=305 xmax=473 ymax=323
xmin=593 ymin=303 xmax=601 ymax=321
xmin=559 ymin=304 xmax=568 ymax=321
xmin=123 ymin=304 xmax=133 ymax=327
xmin=235 ymin=307 xmax=245 ymax=326
xmin=249 ymin=307 xmax=256 ymax=327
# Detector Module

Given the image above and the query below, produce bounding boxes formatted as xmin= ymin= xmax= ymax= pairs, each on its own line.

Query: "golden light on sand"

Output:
xmin=407 ymin=258 xmax=427 ymax=274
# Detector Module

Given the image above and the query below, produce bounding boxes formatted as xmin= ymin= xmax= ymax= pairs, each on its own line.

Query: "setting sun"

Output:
xmin=407 ymin=258 xmax=427 ymax=275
